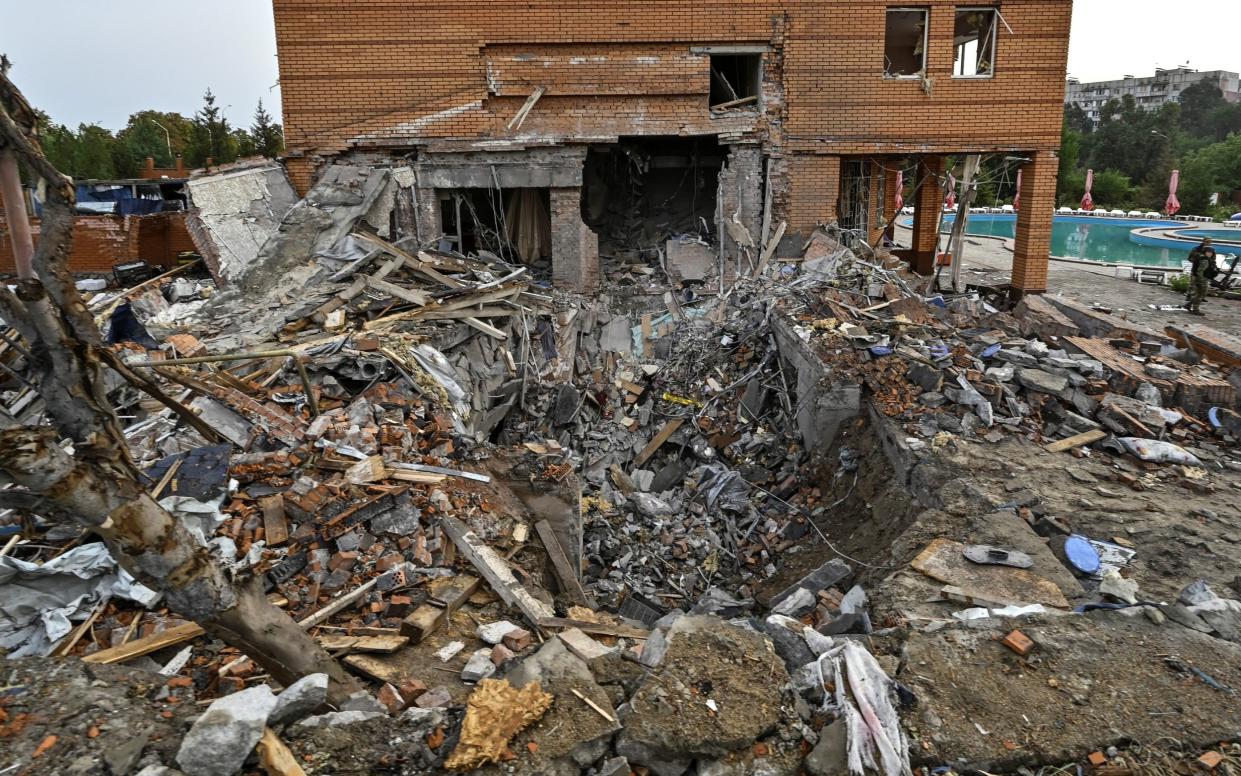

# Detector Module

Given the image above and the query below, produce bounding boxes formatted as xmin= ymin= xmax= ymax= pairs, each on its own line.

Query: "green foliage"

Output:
xmin=1169 ymin=273 xmax=1191 ymax=294
xmin=1091 ymin=169 xmax=1135 ymax=208
xmin=32 ymin=91 xmax=284 ymax=181
xmin=1058 ymin=79 xmax=1241 ymax=214
xmin=250 ymin=100 xmax=284 ymax=159
xmin=113 ymin=110 xmax=195 ymax=176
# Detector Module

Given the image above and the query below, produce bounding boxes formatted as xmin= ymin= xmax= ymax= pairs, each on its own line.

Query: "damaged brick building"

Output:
xmin=274 ymin=0 xmax=1071 ymax=296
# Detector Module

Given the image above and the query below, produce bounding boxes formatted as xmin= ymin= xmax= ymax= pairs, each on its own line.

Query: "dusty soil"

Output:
xmin=899 ymin=611 xmax=1241 ymax=769
xmin=0 ymin=658 xmax=196 ymax=776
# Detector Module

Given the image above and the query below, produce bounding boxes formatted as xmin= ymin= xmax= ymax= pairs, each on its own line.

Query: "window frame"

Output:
xmin=883 ymin=7 xmax=930 ymax=80
xmin=952 ymin=6 xmax=999 ymax=79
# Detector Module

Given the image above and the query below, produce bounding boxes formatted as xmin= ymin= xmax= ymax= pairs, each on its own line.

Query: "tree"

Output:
xmin=1091 ymin=169 xmax=1135 ymax=209
xmin=189 ymin=88 xmax=236 ymax=167
xmin=0 ymin=72 xmax=362 ymax=705
xmin=250 ymin=99 xmax=284 ymax=158
xmin=1178 ymin=133 xmax=1241 ymax=215
xmin=1065 ymin=102 xmax=1094 ymax=135
xmin=113 ymin=110 xmax=195 ymax=177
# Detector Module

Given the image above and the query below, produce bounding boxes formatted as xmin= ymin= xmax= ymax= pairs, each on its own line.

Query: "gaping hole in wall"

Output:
xmin=709 ymin=53 xmax=762 ymax=110
xmin=582 ymin=136 xmax=723 ymax=273
xmin=884 ymin=8 xmax=928 ymax=77
xmin=954 ymin=8 xmax=997 ymax=77
xmin=439 ymin=187 xmax=551 ymax=267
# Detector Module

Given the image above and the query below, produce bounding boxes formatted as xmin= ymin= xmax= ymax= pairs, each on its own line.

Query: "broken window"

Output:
xmin=709 ymin=54 xmax=762 ymax=110
xmin=884 ymin=8 xmax=928 ymax=77
xmin=954 ymin=8 xmax=997 ymax=77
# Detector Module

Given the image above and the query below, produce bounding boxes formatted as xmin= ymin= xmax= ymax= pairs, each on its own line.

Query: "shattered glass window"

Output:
xmin=954 ymin=8 xmax=998 ymax=77
xmin=884 ymin=8 xmax=929 ymax=77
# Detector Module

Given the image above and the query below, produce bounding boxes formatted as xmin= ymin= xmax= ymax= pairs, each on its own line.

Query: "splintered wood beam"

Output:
xmin=440 ymin=515 xmax=554 ymax=626
xmin=633 ymin=418 xmax=684 ymax=468
xmin=1044 ymin=428 xmax=1106 ymax=453
xmin=534 ymin=519 xmax=595 ymax=608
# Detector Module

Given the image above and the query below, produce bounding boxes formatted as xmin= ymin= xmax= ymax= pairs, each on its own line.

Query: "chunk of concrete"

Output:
xmin=477 ymin=620 xmax=521 ymax=645
xmin=176 ymin=685 xmax=278 ymax=776
xmin=1016 ymin=368 xmax=1069 ymax=395
xmin=268 ymin=673 xmax=328 ymax=727
xmin=804 ymin=720 xmax=849 ymax=776
xmin=461 ymin=649 xmax=497 ymax=683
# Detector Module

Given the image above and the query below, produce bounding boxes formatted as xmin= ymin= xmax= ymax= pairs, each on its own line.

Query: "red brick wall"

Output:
xmin=273 ymin=0 xmax=1071 ymax=255
xmin=274 ymin=0 xmax=1070 ymax=156
xmin=0 ymin=211 xmax=195 ymax=275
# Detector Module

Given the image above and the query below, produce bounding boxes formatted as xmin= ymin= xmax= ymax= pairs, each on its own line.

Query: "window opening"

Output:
xmin=709 ymin=54 xmax=761 ymax=110
xmin=954 ymin=8 xmax=997 ymax=77
xmin=885 ymin=9 xmax=928 ymax=77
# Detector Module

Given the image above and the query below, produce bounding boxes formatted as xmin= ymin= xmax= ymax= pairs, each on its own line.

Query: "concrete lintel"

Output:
xmin=691 ymin=45 xmax=770 ymax=55
xmin=416 ymin=166 xmax=582 ymax=189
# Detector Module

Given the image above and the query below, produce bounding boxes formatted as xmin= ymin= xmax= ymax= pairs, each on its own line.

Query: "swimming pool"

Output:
xmin=941 ymin=214 xmax=1189 ymax=267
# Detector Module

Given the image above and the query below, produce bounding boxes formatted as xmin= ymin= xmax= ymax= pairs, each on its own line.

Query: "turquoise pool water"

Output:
xmin=940 ymin=214 xmax=1188 ymax=267
xmin=1168 ymin=228 xmax=1241 ymax=246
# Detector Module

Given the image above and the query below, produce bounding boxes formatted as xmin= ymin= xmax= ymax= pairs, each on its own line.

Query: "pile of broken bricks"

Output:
xmin=1 ymin=161 xmax=1240 ymax=776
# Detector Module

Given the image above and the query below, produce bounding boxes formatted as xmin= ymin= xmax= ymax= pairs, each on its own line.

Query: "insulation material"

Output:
xmin=444 ymin=678 xmax=554 ymax=771
xmin=505 ymin=189 xmax=552 ymax=263
xmin=830 ymin=642 xmax=912 ymax=776
xmin=0 ymin=543 xmax=159 ymax=657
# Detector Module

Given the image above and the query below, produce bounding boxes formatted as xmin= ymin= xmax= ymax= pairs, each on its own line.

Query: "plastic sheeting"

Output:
xmin=0 ymin=542 xmax=158 ymax=658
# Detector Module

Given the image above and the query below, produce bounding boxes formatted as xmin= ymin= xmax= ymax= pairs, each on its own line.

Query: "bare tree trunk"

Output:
xmin=0 ymin=73 xmax=362 ymax=704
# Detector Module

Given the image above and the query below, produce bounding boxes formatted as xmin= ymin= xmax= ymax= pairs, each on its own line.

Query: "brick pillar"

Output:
xmin=787 ymin=153 xmax=840 ymax=234
xmin=550 ymin=187 xmax=599 ymax=293
xmin=1011 ymin=152 xmax=1056 ymax=296
xmin=910 ymin=156 xmax=945 ymax=275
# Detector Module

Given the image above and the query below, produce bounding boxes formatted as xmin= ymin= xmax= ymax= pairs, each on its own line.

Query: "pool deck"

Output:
xmin=894 ymin=225 xmax=1241 ymax=334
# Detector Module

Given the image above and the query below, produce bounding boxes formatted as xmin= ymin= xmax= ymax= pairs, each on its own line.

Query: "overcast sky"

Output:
xmin=1 ymin=0 xmax=1238 ymax=131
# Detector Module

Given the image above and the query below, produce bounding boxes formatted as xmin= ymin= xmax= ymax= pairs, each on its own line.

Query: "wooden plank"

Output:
xmin=258 ymin=727 xmax=307 ymax=776
xmin=440 ymin=515 xmax=554 ymax=626
xmin=399 ymin=604 xmax=447 ymax=643
xmin=82 ymin=593 xmax=291 ymax=664
xmin=260 ymin=495 xmax=288 ymax=546
xmin=316 ymin=634 xmax=408 ymax=654
xmin=298 ymin=579 xmax=378 ymax=629
xmin=538 ymin=617 xmax=650 ymax=640
xmin=1044 ymin=428 xmax=1107 ymax=453
xmin=365 ymin=275 xmax=431 ymax=307
xmin=82 ymin=621 xmax=204 ymax=664
xmin=534 ymin=520 xmax=594 ymax=608
xmin=342 ymin=653 xmax=410 ymax=685
xmin=753 ymin=219 xmax=787 ymax=278
xmin=633 ymin=418 xmax=685 ymax=468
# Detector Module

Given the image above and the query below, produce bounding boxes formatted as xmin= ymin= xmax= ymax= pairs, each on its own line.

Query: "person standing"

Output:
xmin=1186 ymin=237 xmax=1215 ymax=316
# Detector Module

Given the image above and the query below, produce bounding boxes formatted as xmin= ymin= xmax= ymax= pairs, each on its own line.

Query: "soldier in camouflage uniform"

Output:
xmin=1186 ymin=238 xmax=1214 ymax=316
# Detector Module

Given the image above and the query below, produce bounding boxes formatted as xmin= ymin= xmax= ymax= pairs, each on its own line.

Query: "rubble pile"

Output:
xmin=3 ymin=164 xmax=1241 ymax=776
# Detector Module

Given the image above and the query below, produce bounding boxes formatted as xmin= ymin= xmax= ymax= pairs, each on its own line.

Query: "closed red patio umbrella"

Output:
xmin=1081 ymin=169 xmax=1095 ymax=211
xmin=1166 ymin=170 xmax=1181 ymax=216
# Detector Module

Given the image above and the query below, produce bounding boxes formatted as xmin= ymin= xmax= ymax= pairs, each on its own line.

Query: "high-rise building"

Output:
xmin=1066 ymin=68 xmax=1241 ymax=125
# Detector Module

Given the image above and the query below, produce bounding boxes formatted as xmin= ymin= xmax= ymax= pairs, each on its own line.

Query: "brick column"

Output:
xmin=1011 ymin=152 xmax=1056 ymax=296
xmin=550 ymin=187 xmax=599 ymax=293
xmin=910 ymin=156 xmax=945 ymax=275
xmin=787 ymin=153 xmax=840 ymax=235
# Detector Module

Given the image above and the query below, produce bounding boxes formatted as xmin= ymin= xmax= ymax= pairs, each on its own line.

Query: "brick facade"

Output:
xmin=0 ymin=211 xmax=195 ymax=276
xmin=273 ymin=0 xmax=1071 ymax=288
